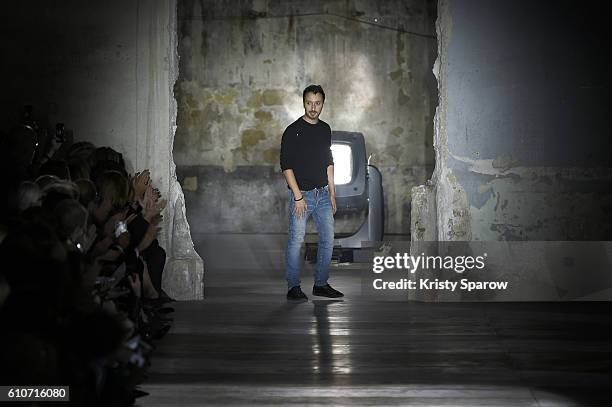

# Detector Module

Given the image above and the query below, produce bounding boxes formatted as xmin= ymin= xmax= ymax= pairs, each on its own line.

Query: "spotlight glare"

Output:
xmin=331 ymin=144 xmax=352 ymax=185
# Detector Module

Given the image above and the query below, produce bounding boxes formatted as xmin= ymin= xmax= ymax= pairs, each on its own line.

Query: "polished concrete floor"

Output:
xmin=140 ymin=234 xmax=612 ymax=406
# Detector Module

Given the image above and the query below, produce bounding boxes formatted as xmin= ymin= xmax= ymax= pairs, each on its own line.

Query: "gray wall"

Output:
xmin=409 ymin=0 xmax=612 ymax=301
xmin=174 ymin=0 xmax=438 ymax=234
xmin=413 ymin=0 xmax=612 ymax=243
xmin=1 ymin=2 xmax=140 ymax=152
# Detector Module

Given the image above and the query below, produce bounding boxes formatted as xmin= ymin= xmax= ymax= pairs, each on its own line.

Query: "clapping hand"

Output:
xmin=131 ymin=169 xmax=151 ymax=203
xmin=143 ymin=183 xmax=167 ymax=223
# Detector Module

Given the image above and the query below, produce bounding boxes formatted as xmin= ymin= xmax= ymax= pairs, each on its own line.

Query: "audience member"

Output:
xmin=0 ymin=110 xmax=173 ymax=406
xmin=17 ymin=181 xmax=42 ymax=212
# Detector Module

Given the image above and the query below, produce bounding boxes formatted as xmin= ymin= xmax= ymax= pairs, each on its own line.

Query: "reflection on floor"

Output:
xmin=140 ymin=234 xmax=612 ymax=406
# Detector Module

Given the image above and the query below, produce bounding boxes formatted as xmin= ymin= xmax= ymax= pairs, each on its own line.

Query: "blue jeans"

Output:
xmin=285 ymin=185 xmax=335 ymax=289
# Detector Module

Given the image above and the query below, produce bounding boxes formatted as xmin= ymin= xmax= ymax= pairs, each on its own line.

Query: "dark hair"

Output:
xmin=75 ymin=179 xmax=96 ymax=208
xmin=94 ymin=170 xmax=128 ymax=213
xmin=39 ymin=159 xmax=71 ymax=180
xmin=67 ymin=141 xmax=95 ymax=161
xmin=89 ymin=147 xmax=126 ymax=174
xmin=67 ymin=157 xmax=91 ymax=181
xmin=41 ymin=180 xmax=80 ymax=211
xmin=54 ymin=199 xmax=88 ymax=240
xmin=302 ymin=84 xmax=325 ymax=103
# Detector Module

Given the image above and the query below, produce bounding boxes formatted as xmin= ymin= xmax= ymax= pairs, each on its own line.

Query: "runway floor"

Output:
xmin=139 ymin=234 xmax=612 ymax=406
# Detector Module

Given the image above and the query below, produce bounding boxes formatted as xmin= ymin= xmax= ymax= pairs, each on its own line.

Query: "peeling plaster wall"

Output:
xmin=174 ymin=0 xmax=438 ymax=234
xmin=0 ymin=1 xmax=204 ymax=299
xmin=409 ymin=0 xmax=612 ymax=301
xmin=414 ymin=0 xmax=612 ymax=243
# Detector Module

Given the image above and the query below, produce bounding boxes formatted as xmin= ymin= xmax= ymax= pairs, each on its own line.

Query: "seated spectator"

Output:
xmin=91 ymin=170 xmax=129 ymax=227
xmin=54 ymin=199 xmax=89 ymax=251
xmin=38 ymin=159 xmax=71 ymax=180
xmin=41 ymin=179 xmax=80 ymax=212
xmin=67 ymin=141 xmax=96 ymax=162
xmin=89 ymin=147 xmax=128 ymax=178
xmin=17 ymin=181 xmax=42 ymax=212
xmin=35 ymin=174 xmax=61 ymax=190
xmin=0 ymin=111 xmax=173 ymax=406
xmin=68 ymin=157 xmax=91 ymax=181
xmin=90 ymin=160 xmax=128 ymax=184
xmin=75 ymin=178 xmax=97 ymax=209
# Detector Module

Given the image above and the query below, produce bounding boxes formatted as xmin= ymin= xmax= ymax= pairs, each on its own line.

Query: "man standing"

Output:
xmin=280 ymin=84 xmax=344 ymax=301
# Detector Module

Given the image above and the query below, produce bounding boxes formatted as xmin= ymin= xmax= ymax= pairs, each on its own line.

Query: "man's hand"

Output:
xmin=293 ymin=198 xmax=307 ymax=218
xmin=326 ymin=165 xmax=336 ymax=215
xmin=282 ymin=169 xmax=308 ymax=218
xmin=330 ymin=194 xmax=337 ymax=215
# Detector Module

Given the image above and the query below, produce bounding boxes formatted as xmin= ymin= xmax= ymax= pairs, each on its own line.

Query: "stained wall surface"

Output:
xmin=409 ymin=0 xmax=612 ymax=301
xmin=174 ymin=0 xmax=438 ymax=234
xmin=414 ymin=0 xmax=612 ymax=242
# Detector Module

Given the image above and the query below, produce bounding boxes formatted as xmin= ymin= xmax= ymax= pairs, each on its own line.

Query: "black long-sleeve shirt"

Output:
xmin=280 ymin=117 xmax=334 ymax=190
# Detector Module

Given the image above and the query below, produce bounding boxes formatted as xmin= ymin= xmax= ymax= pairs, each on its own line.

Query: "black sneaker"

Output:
xmin=312 ymin=284 xmax=344 ymax=298
xmin=287 ymin=286 xmax=308 ymax=301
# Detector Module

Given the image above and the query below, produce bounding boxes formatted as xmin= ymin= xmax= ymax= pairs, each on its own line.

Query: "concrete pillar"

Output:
xmin=134 ymin=0 xmax=203 ymax=299
xmin=412 ymin=0 xmax=471 ymax=243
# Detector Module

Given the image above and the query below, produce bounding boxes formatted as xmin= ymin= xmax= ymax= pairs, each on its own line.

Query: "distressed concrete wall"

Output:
xmin=413 ymin=0 xmax=612 ymax=242
xmin=174 ymin=0 xmax=438 ymax=234
xmin=0 ymin=1 xmax=204 ymax=299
